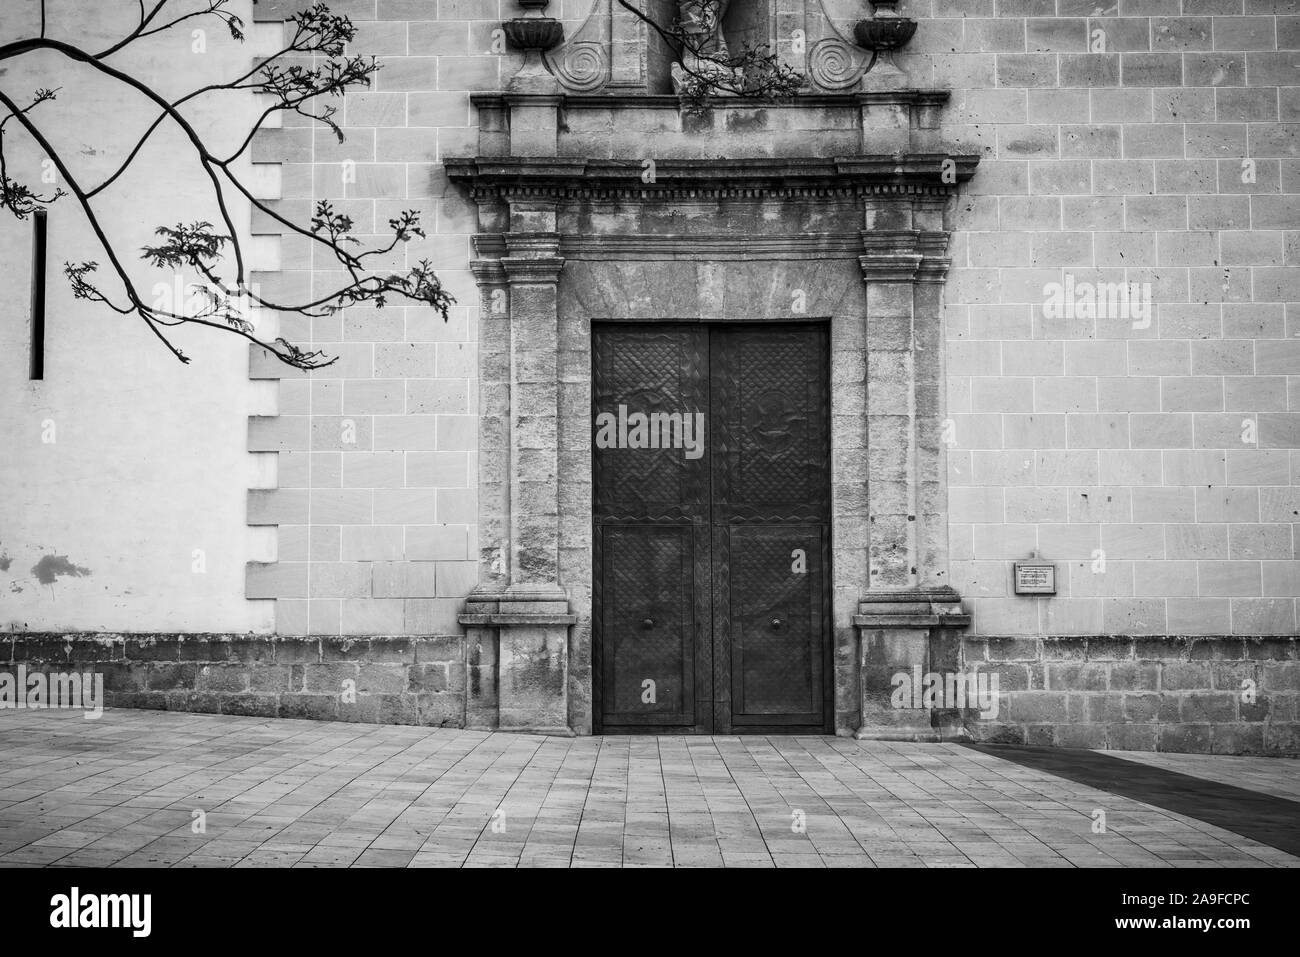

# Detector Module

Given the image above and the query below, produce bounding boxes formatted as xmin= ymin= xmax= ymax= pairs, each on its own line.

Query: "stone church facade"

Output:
xmin=1 ymin=0 xmax=1298 ymax=753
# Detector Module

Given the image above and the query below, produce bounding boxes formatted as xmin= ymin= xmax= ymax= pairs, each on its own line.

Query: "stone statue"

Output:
xmin=670 ymin=0 xmax=740 ymax=95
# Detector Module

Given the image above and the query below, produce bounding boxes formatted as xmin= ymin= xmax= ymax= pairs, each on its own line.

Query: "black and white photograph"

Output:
xmin=0 ymin=0 xmax=1295 ymax=936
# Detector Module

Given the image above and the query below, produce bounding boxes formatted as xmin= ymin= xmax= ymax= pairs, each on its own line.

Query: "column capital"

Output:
xmin=916 ymin=258 xmax=952 ymax=283
xmin=502 ymin=255 xmax=565 ymax=284
xmin=859 ymin=254 xmax=923 ymax=283
xmin=859 ymin=228 xmax=954 ymax=284
xmin=505 ymin=230 xmax=561 ymax=256
xmin=470 ymin=258 xmax=508 ymax=285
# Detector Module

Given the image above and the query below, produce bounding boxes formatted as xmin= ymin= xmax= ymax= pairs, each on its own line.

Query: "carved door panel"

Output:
xmin=593 ymin=323 xmax=831 ymax=734
xmin=711 ymin=327 xmax=831 ymax=731
xmin=593 ymin=326 xmax=711 ymax=732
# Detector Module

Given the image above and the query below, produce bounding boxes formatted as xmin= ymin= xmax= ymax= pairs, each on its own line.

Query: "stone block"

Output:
xmin=1159 ymin=723 xmax=1212 ymax=753
xmin=341 ymin=599 xmax=406 ymax=635
xmin=1162 ymin=661 xmax=1213 ymax=690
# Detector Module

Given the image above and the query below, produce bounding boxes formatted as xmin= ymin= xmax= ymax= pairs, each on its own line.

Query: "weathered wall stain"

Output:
xmin=31 ymin=555 xmax=92 ymax=586
xmin=0 ymin=553 xmax=11 ymax=571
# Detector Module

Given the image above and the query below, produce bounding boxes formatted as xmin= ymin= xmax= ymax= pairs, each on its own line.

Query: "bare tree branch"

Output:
xmin=0 ymin=86 xmax=67 ymax=217
xmin=0 ymin=2 xmax=453 ymax=370
xmin=615 ymin=0 xmax=803 ymax=112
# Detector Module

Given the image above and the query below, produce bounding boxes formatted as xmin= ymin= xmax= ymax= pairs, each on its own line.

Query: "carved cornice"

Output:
xmin=447 ymin=154 xmax=980 ymax=205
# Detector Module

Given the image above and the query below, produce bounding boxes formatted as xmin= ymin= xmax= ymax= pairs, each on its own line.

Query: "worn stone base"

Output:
xmin=459 ymin=589 xmax=577 ymax=734
xmin=853 ymin=721 xmax=971 ymax=744
xmin=6 ymin=633 xmax=1298 ymax=753
xmin=960 ymin=636 xmax=1300 ymax=756
xmin=1 ymin=634 xmax=466 ymax=727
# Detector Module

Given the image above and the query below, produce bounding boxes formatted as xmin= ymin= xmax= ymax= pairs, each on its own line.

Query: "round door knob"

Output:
xmin=642 ymin=618 xmax=655 ymax=629
xmin=770 ymin=618 xmax=783 ymax=630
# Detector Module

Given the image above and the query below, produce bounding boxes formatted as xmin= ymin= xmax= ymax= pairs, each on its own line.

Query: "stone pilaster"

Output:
xmin=502 ymin=235 xmax=565 ymax=590
xmin=856 ymin=191 xmax=971 ymax=739
xmin=459 ymin=231 xmax=575 ymax=734
xmin=861 ymin=200 xmax=923 ymax=591
xmin=469 ymin=257 xmax=510 ymax=595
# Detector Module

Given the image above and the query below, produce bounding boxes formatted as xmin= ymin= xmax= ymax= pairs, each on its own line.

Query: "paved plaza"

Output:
xmin=0 ymin=710 xmax=1295 ymax=868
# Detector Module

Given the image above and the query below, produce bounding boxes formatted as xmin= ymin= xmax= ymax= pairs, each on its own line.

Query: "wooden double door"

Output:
xmin=592 ymin=323 xmax=832 ymax=734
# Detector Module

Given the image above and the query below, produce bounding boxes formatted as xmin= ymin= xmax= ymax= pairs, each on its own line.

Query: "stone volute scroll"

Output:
xmin=805 ymin=0 xmax=918 ymax=92
xmin=544 ymin=0 xmax=614 ymax=93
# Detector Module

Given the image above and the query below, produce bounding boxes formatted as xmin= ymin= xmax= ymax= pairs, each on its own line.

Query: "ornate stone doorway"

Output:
xmin=451 ymin=143 xmax=976 ymax=737
xmin=448 ymin=0 xmax=980 ymax=737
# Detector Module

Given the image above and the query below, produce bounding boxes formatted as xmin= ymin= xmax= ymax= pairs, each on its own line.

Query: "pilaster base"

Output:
xmin=459 ymin=586 xmax=577 ymax=734
xmin=853 ymin=587 xmax=972 ymax=742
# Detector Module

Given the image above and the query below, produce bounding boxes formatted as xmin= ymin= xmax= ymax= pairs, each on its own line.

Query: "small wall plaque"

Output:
xmin=1013 ymin=561 xmax=1057 ymax=595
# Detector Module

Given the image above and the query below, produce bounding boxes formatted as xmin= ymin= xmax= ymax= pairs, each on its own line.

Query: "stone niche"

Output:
xmin=448 ymin=0 xmax=980 ymax=738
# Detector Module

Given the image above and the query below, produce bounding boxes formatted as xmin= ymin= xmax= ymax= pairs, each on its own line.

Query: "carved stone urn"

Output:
xmin=854 ymin=0 xmax=917 ymax=90
xmin=504 ymin=0 xmax=564 ymax=93
xmin=853 ymin=0 xmax=919 ymax=52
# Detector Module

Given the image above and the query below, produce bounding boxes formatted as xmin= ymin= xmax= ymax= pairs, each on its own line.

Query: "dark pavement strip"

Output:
xmin=965 ymin=743 xmax=1300 ymax=859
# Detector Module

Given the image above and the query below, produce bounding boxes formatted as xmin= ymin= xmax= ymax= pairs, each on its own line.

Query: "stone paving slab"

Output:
xmin=0 ymin=710 xmax=1295 ymax=868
